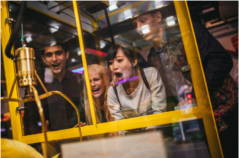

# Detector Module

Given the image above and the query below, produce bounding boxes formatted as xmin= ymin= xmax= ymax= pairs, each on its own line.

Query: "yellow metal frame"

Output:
xmin=1 ymin=1 xmax=23 ymax=141
xmin=2 ymin=1 xmax=223 ymax=158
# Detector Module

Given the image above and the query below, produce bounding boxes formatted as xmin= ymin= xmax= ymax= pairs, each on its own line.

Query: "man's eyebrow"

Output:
xmin=116 ymin=55 xmax=123 ymax=57
xmin=44 ymin=52 xmax=52 ymax=55
xmin=55 ymin=50 xmax=64 ymax=53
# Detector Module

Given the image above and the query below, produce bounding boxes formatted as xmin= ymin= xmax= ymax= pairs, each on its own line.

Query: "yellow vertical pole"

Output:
xmin=174 ymin=1 xmax=223 ymax=158
xmin=91 ymin=18 xmax=105 ymax=68
xmin=1 ymin=1 xmax=23 ymax=141
xmin=72 ymin=1 xmax=97 ymax=125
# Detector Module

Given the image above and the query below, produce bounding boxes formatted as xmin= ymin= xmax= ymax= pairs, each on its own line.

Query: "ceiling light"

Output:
xmin=166 ymin=16 xmax=174 ymax=21
xmin=77 ymin=50 xmax=81 ymax=56
xmin=100 ymin=40 xmax=106 ymax=49
xmin=154 ymin=0 xmax=163 ymax=8
xmin=26 ymin=36 xmax=32 ymax=43
xmin=109 ymin=4 xmax=118 ymax=11
xmin=50 ymin=25 xmax=59 ymax=33
xmin=71 ymin=58 xmax=76 ymax=62
xmin=166 ymin=16 xmax=175 ymax=26
xmin=124 ymin=9 xmax=132 ymax=19
xmin=167 ymin=20 xmax=175 ymax=26
xmin=50 ymin=41 xmax=56 ymax=46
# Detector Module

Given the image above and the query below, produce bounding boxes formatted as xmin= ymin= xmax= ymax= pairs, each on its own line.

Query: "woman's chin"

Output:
xmin=92 ymin=92 xmax=102 ymax=98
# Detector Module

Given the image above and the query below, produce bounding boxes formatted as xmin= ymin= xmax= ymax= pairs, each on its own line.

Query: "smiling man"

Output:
xmin=24 ymin=42 xmax=86 ymax=136
xmin=42 ymin=44 xmax=69 ymax=82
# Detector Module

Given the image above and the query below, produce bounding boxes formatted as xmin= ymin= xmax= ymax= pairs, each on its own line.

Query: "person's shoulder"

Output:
xmin=143 ymin=67 xmax=159 ymax=81
xmin=107 ymin=86 xmax=118 ymax=99
xmin=143 ymin=67 xmax=158 ymax=73
xmin=107 ymin=86 xmax=115 ymax=94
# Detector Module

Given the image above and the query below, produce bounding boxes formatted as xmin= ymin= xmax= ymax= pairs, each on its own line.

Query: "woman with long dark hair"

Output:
xmin=107 ymin=45 xmax=167 ymax=121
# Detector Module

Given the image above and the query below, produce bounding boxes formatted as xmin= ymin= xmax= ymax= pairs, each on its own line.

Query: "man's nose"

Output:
xmin=136 ymin=23 xmax=143 ymax=34
xmin=52 ymin=54 xmax=57 ymax=61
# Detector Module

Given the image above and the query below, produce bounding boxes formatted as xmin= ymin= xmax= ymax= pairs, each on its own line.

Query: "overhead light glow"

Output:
xmin=166 ymin=16 xmax=174 ymax=21
xmin=72 ymin=67 xmax=84 ymax=74
xmin=154 ymin=0 xmax=163 ymax=8
xmin=109 ymin=4 xmax=118 ymax=11
xmin=124 ymin=9 xmax=132 ymax=19
xmin=77 ymin=50 xmax=81 ymax=56
xmin=71 ymin=58 xmax=76 ymax=62
xmin=166 ymin=16 xmax=175 ymax=26
xmin=38 ymin=122 xmax=42 ymax=126
xmin=156 ymin=4 xmax=163 ymax=8
xmin=51 ymin=41 xmax=56 ymax=46
xmin=100 ymin=40 xmax=106 ymax=49
xmin=86 ymin=48 xmax=107 ymax=57
xmin=50 ymin=26 xmax=59 ymax=33
xmin=141 ymin=25 xmax=150 ymax=35
xmin=26 ymin=36 xmax=32 ymax=43
xmin=167 ymin=20 xmax=175 ymax=26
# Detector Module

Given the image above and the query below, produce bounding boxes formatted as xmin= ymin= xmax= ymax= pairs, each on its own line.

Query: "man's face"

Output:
xmin=108 ymin=48 xmax=136 ymax=81
xmin=132 ymin=12 xmax=162 ymax=41
xmin=42 ymin=45 xmax=69 ymax=75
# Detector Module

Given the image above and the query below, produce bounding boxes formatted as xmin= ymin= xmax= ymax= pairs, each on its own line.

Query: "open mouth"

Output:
xmin=52 ymin=63 xmax=60 ymax=69
xmin=115 ymin=72 xmax=122 ymax=78
xmin=92 ymin=88 xmax=100 ymax=95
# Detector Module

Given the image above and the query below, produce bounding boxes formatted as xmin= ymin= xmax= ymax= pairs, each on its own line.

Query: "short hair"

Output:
xmin=107 ymin=45 xmax=137 ymax=67
xmin=41 ymin=42 xmax=69 ymax=56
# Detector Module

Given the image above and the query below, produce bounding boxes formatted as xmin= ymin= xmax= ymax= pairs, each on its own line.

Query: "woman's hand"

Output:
xmin=73 ymin=122 xmax=87 ymax=128
xmin=110 ymin=73 xmax=119 ymax=87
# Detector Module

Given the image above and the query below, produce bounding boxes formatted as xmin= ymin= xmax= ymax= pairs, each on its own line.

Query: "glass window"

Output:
xmin=8 ymin=1 xmax=91 ymax=135
xmin=88 ymin=2 xmax=197 ymax=124
xmin=1 ymin=52 xmax=13 ymax=139
xmin=2 ymin=1 xmax=223 ymax=157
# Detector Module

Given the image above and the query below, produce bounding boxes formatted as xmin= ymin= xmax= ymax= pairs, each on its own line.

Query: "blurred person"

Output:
xmin=107 ymin=45 xmax=166 ymax=121
xmin=132 ymin=7 xmax=237 ymax=158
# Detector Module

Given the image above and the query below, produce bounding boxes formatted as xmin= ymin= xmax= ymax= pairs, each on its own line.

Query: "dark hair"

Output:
xmin=107 ymin=45 xmax=137 ymax=67
xmin=41 ymin=42 xmax=69 ymax=56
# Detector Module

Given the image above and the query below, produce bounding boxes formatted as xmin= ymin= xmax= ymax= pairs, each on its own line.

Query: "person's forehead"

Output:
xmin=44 ymin=45 xmax=64 ymax=53
xmin=89 ymin=69 xmax=100 ymax=77
xmin=116 ymin=48 xmax=125 ymax=57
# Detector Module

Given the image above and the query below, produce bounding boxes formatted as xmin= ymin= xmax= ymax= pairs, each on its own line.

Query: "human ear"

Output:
xmin=65 ymin=51 xmax=69 ymax=59
xmin=41 ymin=55 xmax=47 ymax=64
xmin=133 ymin=58 xmax=138 ymax=67
xmin=154 ymin=11 xmax=162 ymax=23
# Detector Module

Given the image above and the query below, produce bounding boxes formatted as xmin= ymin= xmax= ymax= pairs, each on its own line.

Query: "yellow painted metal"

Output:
xmin=174 ymin=1 xmax=223 ymax=158
xmin=22 ymin=107 xmax=202 ymax=144
xmin=1 ymin=1 xmax=23 ymax=141
xmin=2 ymin=2 xmax=223 ymax=157
xmin=95 ymin=1 xmax=146 ymax=21
xmin=72 ymin=1 xmax=97 ymax=125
